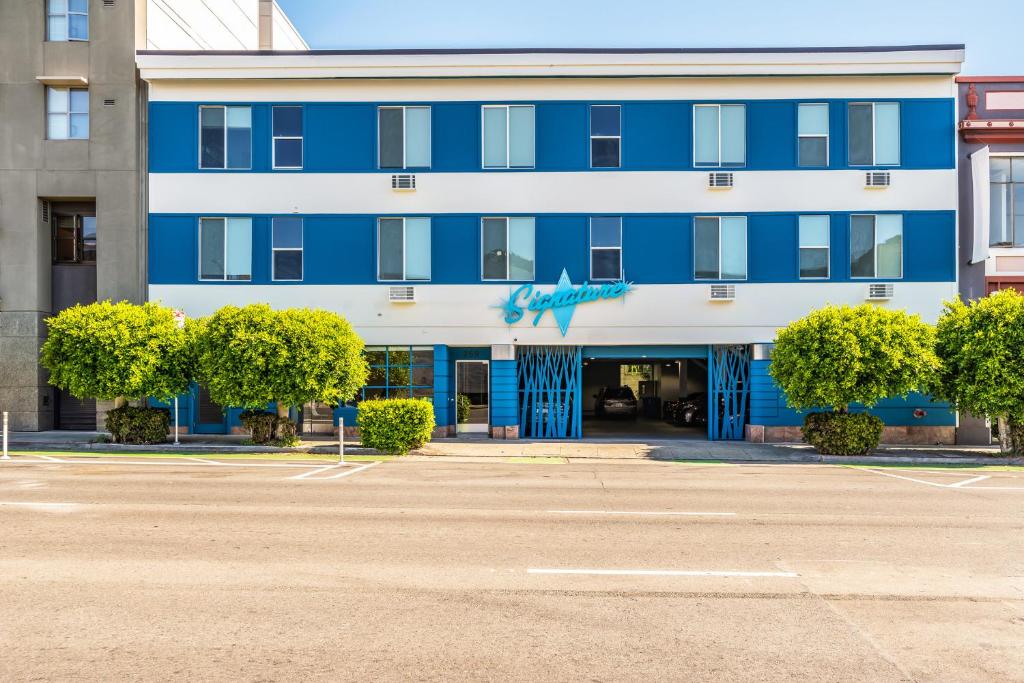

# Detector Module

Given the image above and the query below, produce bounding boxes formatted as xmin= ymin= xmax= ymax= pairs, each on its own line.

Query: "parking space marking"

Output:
xmin=949 ymin=475 xmax=991 ymax=488
xmin=527 ymin=568 xmax=799 ymax=578
xmin=0 ymin=501 xmax=79 ymax=513
xmin=288 ymin=463 xmax=346 ymax=480
xmin=290 ymin=461 xmax=380 ymax=481
xmin=548 ymin=510 xmax=735 ymax=517
xmin=857 ymin=467 xmax=1024 ymax=490
xmin=5 ymin=456 xmax=326 ymax=469
xmin=321 ymin=461 xmax=380 ymax=479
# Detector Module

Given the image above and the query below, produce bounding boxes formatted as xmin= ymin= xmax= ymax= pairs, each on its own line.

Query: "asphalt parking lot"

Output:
xmin=0 ymin=454 xmax=1022 ymax=681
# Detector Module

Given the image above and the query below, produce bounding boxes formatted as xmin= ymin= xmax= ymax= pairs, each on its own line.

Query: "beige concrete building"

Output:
xmin=0 ymin=0 xmax=305 ymax=431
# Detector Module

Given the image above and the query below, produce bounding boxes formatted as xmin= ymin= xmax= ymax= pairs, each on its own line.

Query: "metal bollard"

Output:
xmin=2 ymin=411 xmax=9 ymax=460
xmin=338 ymin=417 xmax=344 ymax=464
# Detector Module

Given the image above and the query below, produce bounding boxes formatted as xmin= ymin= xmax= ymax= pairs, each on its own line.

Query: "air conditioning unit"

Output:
xmin=708 ymin=172 xmax=734 ymax=189
xmin=865 ymin=171 xmax=891 ymax=188
xmin=391 ymin=174 xmax=416 ymax=191
xmin=709 ymin=284 xmax=736 ymax=301
xmin=867 ymin=283 xmax=894 ymax=300
xmin=388 ymin=285 xmax=416 ymax=303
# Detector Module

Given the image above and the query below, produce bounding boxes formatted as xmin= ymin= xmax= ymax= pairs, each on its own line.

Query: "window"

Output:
xmin=798 ymin=215 xmax=830 ymax=279
xmin=377 ymin=217 xmax=431 ymax=281
xmin=990 ymin=157 xmax=1024 ymax=246
xmin=693 ymin=104 xmax=745 ymax=167
xmin=848 ymin=102 xmax=900 ymax=166
xmin=46 ymin=87 xmax=88 ymax=139
xmin=694 ymin=216 xmax=747 ymax=280
xmin=590 ymin=216 xmax=622 ymax=280
xmin=199 ymin=105 xmax=251 ymax=169
xmin=52 ymin=214 xmax=95 ymax=263
xmin=590 ymin=105 xmax=621 ymax=168
xmin=272 ymin=216 xmax=303 ymax=281
xmin=482 ymin=217 xmax=535 ymax=281
xmin=379 ymin=106 xmax=431 ymax=169
xmin=850 ymin=214 xmax=902 ymax=278
xmin=47 ymin=0 xmax=88 ymax=41
xmin=199 ymin=217 xmax=252 ymax=281
xmin=482 ymin=105 xmax=534 ymax=169
xmin=272 ymin=106 xmax=303 ymax=169
xmin=798 ymin=103 xmax=829 ymax=167
xmin=359 ymin=346 xmax=434 ymax=402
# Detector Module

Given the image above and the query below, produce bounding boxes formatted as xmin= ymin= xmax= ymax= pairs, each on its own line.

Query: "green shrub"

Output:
xmin=105 ymin=405 xmax=170 ymax=445
xmin=240 ymin=410 xmax=277 ymax=445
xmin=358 ymin=398 xmax=435 ymax=455
xmin=801 ymin=412 xmax=884 ymax=456
xmin=456 ymin=393 xmax=471 ymax=424
xmin=275 ymin=417 xmax=300 ymax=447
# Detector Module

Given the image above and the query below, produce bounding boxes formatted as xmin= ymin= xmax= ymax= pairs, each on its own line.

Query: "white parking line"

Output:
xmin=0 ymin=501 xmax=79 ymax=512
xmin=548 ymin=510 xmax=736 ymax=517
xmin=858 ymin=467 xmax=1023 ymax=490
xmin=290 ymin=461 xmax=380 ymax=481
xmin=12 ymin=457 xmax=324 ymax=469
xmin=288 ymin=463 xmax=347 ymax=480
xmin=949 ymin=475 xmax=991 ymax=488
xmin=527 ymin=568 xmax=799 ymax=578
xmin=321 ymin=461 xmax=380 ymax=479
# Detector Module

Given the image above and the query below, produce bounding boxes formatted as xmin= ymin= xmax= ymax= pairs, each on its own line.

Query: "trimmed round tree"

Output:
xmin=40 ymin=301 xmax=194 ymax=442
xmin=193 ymin=305 xmax=368 ymax=443
xmin=768 ymin=304 xmax=938 ymax=454
xmin=934 ymin=289 xmax=1024 ymax=454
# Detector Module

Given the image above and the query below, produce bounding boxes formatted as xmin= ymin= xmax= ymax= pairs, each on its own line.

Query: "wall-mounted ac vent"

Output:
xmin=103 ymin=0 xmax=115 ymax=7
xmin=708 ymin=172 xmax=734 ymax=189
xmin=40 ymin=200 xmax=50 ymax=223
xmin=103 ymin=98 xmax=116 ymax=107
xmin=391 ymin=174 xmax=416 ymax=191
xmin=388 ymin=286 xmax=416 ymax=303
xmin=865 ymin=171 xmax=891 ymax=188
xmin=709 ymin=284 xmax=736 ymax=301
xmin=867 ymin=283 xmax=894 ymax=300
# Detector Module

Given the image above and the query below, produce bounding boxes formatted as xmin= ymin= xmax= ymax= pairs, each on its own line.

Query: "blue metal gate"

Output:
xmin=517 ymin=346 xmax=582 ymax=439
xmin=709 ymin=345 xmax=751 ymax=441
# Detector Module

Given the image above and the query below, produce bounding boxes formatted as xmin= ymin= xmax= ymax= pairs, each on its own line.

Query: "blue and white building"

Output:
xmin=138 ymin=45 xmax=963 ymax=442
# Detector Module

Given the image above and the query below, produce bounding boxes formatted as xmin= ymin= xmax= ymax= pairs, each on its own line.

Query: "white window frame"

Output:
xmin=47 ymin=0 xmax=88 ymax=41
xmin=590 ymin=104 xmax=621 ymax=169
xmin=377 ymin=105 xmax=432 ymax=170
xmin=589 ymin=216 xmax=623 ymax=281
xmin=481 ymin=104 xmax=535 ymax=170
xmin=692 ymin=103 xmax=746 ymax=168
xmin=480 ymin=217 xmax=536 ymax=282
xmin=271 ymin=105 xmax=303 ymax=170
xmin=989 ymin=155 xmax=1024 ymax=247
xmin=198 ymin=217 xmax=252 ymax=282
xmin=850 ymin=214 xmax=904 ymax=280
xmin=848 ymin=102 xmax=901 ymax=167
xmin=376 ymin=217 xmax=431 ymax=282
xmin=46 ymin=86 xmax=88 ymax=140
xmin=271 ymin=217 xmax=303 ymax=282
xmin=797 ymin=103 xmax=829 ymax=167
xmin=798 ymin=215 xmax=830 ymax=280
xmin=198 ymin=105 xmax=252 ymax=170
xmin=693 ymin=216 xmax=748 ymax=281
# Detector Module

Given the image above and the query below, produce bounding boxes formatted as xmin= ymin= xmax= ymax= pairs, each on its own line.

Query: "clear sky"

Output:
xmin=276 ymin=0 xmax=1021 ymax=75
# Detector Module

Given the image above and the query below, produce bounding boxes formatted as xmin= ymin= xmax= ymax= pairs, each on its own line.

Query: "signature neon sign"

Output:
xmin=500 ymin=269 xmax=634 ymax=336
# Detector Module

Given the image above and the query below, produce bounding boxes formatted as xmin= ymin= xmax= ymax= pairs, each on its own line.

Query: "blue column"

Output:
xmin=432 ymin=344 xmax=450 ymax=430
xmin=490 ymin=358 xmax=519 ymax=429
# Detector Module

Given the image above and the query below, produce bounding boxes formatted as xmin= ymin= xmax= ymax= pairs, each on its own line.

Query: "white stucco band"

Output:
xmin=149 ymin=282 xmax=958 ymax=347
xmin=150 ymin=170 xmax=957 ymax=215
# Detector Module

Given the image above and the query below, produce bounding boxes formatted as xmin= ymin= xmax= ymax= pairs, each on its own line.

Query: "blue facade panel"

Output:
xmin=747 ymin=360 xmax=955 ymax=427
xmin=490 ymin=359 xmax=519 ymax=427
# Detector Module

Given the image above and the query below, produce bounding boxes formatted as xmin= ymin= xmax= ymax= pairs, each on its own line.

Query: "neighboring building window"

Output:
xmin=990 ymin=157 xmax=1024 ymax=246
xmin=848 ymin=102 xmax=900 ymax=166
xmin=481 ymin=217 xmax=535 ymax=281
xmin=199 ymin=217 xmax=252 ymax=281
xmin=272 ymin=106 xmax=303 ymax=169
xmin=272 ymin=216 xmax=303 ymax=281
xmin=590 ymin=105 xmax=621 ymax=168
xmin=199 ymin=105 xmax=252 ymax=169
xmin=694 ymin=216 xmax=747 ymax=280
xmin=46 ymin=87 xmax=88 ymax=139
xmin=850 ymin=214 xmax=902 ymax=278
xmin=798 ymin=215 xmax=830 ymax=279
xmin=379 ymin=106 xmax=431 ymax=169
xmin=52 ymin=214 xmax=96 ymax=263
xmin=377 ymin=217 xmax=431 ymax=281
xmin=797 ymin=103 xmax=829 ymax=167
xmin=693 ymin=104 xmax=745 ymax=167
xmin=360 ymin=346 xmax=434 ymax=401
xmin=590 ymin=216 xmax=623 ymax=280
xmin=482 ymin=104 xmax=535 ymax=169
xmin=47 ymin=0 xmax=88 ymax=41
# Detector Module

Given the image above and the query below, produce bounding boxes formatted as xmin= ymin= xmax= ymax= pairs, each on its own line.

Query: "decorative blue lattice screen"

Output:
xmin=709 ymin=345 xmax=751 ymax=441
xmin=517 ymin=346 xmax=582 ymax=439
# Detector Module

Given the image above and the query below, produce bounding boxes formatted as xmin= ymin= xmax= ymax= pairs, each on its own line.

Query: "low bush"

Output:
xmin=275 ymin=417 xmax=300 ymax=447
xmin=456 ymin=393 xmax=471 ymax=424
xmin=358 ymin=398 xmax=435 ymax=455
xmin=240 ymin=410 xmax=278 ymax=445
xmin=801 ymin=412 xmax=884 ymax=456
xmin=105 ymin=405 xmax=170 ymax=445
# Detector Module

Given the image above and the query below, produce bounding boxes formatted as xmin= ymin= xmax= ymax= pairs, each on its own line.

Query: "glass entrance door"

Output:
xmin=456 ymin=360 xmax=489 ymax=434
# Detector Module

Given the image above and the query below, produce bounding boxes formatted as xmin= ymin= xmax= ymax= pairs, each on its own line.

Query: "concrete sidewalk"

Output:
xmin=4 ymin=430 xmax=1015 ymax=465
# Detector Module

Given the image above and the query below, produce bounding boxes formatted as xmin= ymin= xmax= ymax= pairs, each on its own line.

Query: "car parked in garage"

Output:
xmin=594 ymin=386 xmax=639 ymax=419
